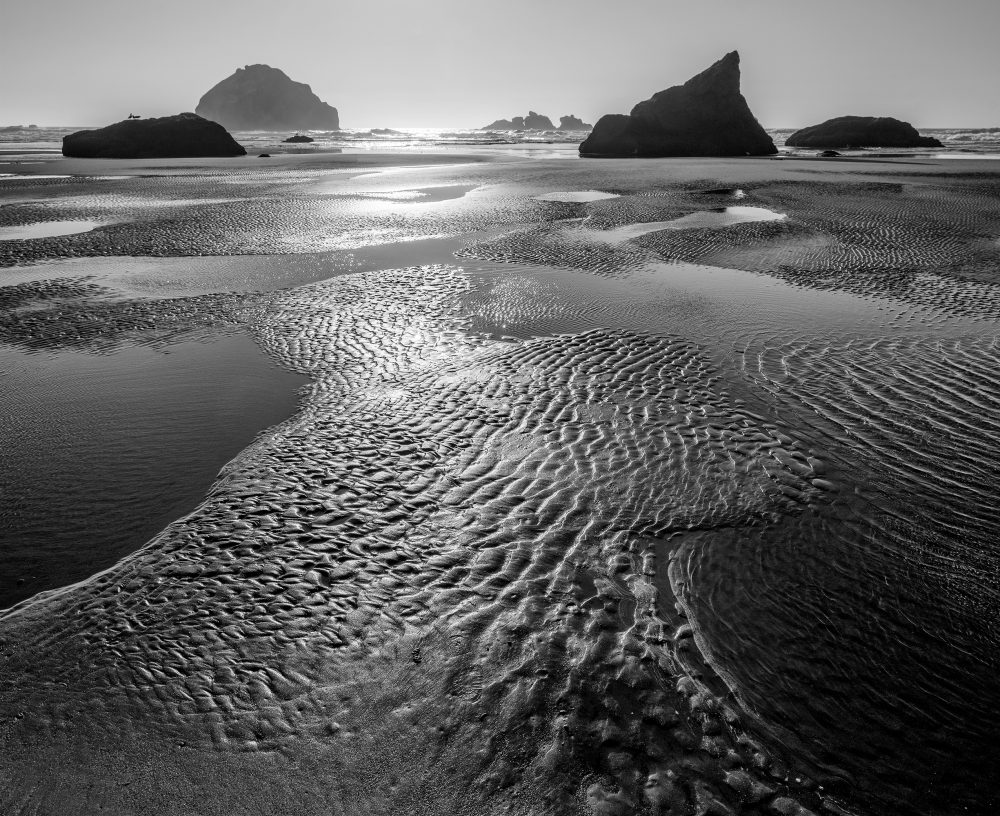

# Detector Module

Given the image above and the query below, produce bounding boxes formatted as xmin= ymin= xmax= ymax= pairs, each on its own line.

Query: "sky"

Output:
xmin=2 ymin=0 xmax=999 ymax=129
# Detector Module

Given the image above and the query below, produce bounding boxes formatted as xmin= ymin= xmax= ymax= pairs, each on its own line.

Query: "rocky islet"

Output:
xmin=580 ymin=51 xmax=777 ymax=157
xmin=786 ymin=116 xmax=943 ymax=148
xmin=195 ymin=64 xmax=340 ymax=131
xmin=62 ymin=113 xmax=246 ymax=158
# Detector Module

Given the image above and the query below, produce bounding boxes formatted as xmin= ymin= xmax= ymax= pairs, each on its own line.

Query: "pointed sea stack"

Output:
xmin=785 ymin=116 xmax=942 ymax=148
xmin=62 ymin=113 xmax=246 ymax=158
xmin=195 ymin=64 xmax=340 ymax=131
xmin=580 ymin=51 xmax=776 ymax=157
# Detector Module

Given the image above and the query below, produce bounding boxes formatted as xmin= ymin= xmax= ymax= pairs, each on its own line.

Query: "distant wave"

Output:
xmin=232 ymin=127 xmax=590 ymax=151
xmin=938 ymin=128 xmax=1000 ymax=143
xmin=0 ymin=125 xmax=79 ymax=144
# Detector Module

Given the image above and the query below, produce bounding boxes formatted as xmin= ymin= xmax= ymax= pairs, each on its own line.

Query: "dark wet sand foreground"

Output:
xmin=1 ymin=151 xmax=1000 ymax=816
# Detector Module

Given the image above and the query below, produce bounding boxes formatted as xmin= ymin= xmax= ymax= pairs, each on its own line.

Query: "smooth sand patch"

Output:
xmin=535 ymin=190 xmax=621 ymax=202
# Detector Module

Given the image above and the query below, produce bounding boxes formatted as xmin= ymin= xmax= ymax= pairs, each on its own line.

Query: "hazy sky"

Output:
xmin=2 ymin=0 xmax=998 ymax=128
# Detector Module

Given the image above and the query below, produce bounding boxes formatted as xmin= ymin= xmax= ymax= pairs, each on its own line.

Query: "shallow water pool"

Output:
xmin=0 ymin=332 xmax=307 ymax=609
xmin=0 ymin=219 xmax=103 ymax=240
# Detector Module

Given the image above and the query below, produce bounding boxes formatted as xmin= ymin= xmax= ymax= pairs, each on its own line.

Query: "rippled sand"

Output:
xmin=1 ymin=152 xmax=999 ymax=816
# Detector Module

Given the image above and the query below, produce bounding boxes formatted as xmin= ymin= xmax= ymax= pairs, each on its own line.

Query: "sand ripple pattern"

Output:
xmin=5 ymin=163 xmax=997 ymax=814
xmin=0 ymin=279 xmax=262 ymax=351
xmin=664 ymin=332 xmax=1000 ymax=815
xmin=0 ymin=265 xmax=824 ymax=815
xmin=0 ymin=172 xmax=544 ymax=266
xmin=460 ymin=178 xmax=1000 ymax=320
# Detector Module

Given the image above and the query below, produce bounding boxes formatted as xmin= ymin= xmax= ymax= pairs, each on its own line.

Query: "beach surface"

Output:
xmin=1 ymin=149 xmax=999 ymax=816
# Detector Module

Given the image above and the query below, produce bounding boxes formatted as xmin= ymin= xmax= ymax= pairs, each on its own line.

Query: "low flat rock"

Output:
xmin=580 ymin=51 xmax=776 ymax=157
xmin=786 ymin=116 xmax=943 ymax=148
xmin=62 ymin=113 xmax=246 ymax=159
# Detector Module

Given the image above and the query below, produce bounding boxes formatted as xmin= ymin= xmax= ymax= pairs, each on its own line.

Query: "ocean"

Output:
xmin=2 ymin=124 xmax=1000 ymax=159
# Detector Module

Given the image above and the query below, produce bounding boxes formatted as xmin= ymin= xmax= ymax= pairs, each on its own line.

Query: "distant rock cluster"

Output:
xmin=62 ymin=113 xmax=246 ymax=158
xmin=480 ymin=112 xmax=592 ymax=132
xmin=580 ymin=52 xmax=776 ymax=157
xmin=195 ymin=64 xmax=339 ymax=131
xmin=481 ymin=111 xmax=554 ymax=130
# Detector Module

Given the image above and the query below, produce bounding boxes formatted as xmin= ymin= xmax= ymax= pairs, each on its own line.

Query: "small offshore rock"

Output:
xmin=786 ymin=116 xmax=942 ymax=148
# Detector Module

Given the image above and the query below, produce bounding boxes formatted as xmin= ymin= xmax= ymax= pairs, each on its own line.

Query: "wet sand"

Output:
xmin=1 ymin=152 xmax=999 ymax=816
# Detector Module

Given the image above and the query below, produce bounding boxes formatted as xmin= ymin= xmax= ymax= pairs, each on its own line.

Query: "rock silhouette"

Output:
xmin=786 ymin=116 xmax=943 ymax=148
xmin=62 ymin=113 xmax=246 ymax=158
xmin=481 ymin=118 xmax=516 ymax=130
xmin=481 ymin=111 xmax=555 ymax=130
xmin=580 ymin=51 xmax=776 ymax=157
xmin=559 ymin=115 xmax=592 ymax=131
xmin=196 ymin=64 xmax=340 ymax=131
